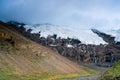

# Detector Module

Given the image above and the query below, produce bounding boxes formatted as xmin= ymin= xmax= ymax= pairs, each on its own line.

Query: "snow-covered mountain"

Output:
xmin=7 ymin=21 xmax=120 ymax=45
xmin=24 ymin=24 xmax=107 ymax=45
xmin=101 ymin=29 xmax=120 ymax=42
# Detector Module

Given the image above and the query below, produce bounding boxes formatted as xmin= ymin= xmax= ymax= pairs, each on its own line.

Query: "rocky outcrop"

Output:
xmin=91 ymin=29 xmax=115 ymax=45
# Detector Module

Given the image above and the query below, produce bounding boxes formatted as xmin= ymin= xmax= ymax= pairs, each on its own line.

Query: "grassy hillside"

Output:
xmin=100 ymin=60 xmax=120 ymax=80
xmin=0 ymin=21 xmax=97 ymax=80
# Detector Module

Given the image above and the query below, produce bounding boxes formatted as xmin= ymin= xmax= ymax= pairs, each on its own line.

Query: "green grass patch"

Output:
xmin=0 ymin=71 xmax=96 ymax=80
xmin=0 ymin=71 xmax=19 ymax=80
xmin=0 ymin=59 xmax=98 ymax=80
xmin=101 ymin=60 xmax=120 ymax=80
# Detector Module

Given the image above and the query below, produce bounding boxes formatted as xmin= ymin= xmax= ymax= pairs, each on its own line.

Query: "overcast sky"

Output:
xmin=0 ymin=0 xmax=120 ymax=30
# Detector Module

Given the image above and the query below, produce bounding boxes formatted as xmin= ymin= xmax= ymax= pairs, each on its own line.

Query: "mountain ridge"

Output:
xmin=7 ymin=21 xmax=120 ymax=45
xmin=23 ymin=23 xmax=106 ymax=45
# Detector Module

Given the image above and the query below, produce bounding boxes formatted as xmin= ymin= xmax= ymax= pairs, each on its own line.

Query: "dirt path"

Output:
xmin=69 ymin=75 xmax=100 ymax=80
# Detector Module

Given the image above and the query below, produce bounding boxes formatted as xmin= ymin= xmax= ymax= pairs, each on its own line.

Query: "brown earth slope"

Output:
xmin=0 ymin=21 xmax=94 ymax=80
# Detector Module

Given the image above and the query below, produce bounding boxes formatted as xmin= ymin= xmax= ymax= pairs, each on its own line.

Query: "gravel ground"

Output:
xmin=69 ymin=75 xmax=100 ymax=80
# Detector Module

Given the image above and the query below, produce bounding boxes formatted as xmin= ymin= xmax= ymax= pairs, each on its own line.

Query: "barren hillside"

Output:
xmin=0 ymin=21 xmax=95 ymax=80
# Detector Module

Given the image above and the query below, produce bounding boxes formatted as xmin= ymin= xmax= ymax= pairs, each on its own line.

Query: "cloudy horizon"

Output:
xmin=0 ymin=0 xmax=120 ymax=30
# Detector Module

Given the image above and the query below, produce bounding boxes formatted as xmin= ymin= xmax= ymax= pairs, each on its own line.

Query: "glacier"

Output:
xmin=24 ymin=24 xmax=108 ymax=45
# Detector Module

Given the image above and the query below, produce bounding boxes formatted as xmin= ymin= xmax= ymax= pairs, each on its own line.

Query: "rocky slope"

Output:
xmin=0 ymin=21 xmax=95 ymax=80
xmin=91 ymin=29 xmax=115 ymax=45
